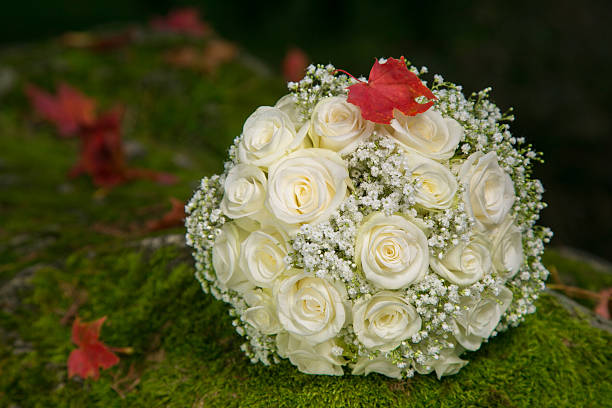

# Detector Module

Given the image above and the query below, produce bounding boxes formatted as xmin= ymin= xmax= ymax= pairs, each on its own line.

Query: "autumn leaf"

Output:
xmin=68 ymin=316 xmax=120 ymax=380
xmin=69 ymin=107 xmax=177 ymax=188
xmin=150 ymin=7 xmax=211 ymax=37
xmin=145 ymin=197 xmax=186 ymax=232
xmin=69 ymin=107 xmax=127 ymax=187
xmin=61 ymin=30 xmax=135 ymax=52
xmin=340 ymin=57 xmax=436 ymax=124
xmin=594 ymin=288 xmax=612 ymax=320
xmin=164 ymin=39 xmax=237 ymax=74
xmin=25 ymin=83 xmax=96 ymax=136
xmin=282 ymin=47 xmax=309 ymax=82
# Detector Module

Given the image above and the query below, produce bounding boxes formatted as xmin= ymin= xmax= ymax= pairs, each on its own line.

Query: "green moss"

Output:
xmin=1 ymin=28 xmax=611 ymax=408
xmin=3 ymin=244 xmax=611 ymax=408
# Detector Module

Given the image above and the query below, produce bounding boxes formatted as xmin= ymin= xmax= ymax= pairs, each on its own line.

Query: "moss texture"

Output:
xmin=1 ymin=29 xmax=611 ymax=407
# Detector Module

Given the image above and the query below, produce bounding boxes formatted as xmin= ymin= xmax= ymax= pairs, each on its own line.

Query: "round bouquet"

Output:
xmin=185 ymin=57 xmax=552 ymax=379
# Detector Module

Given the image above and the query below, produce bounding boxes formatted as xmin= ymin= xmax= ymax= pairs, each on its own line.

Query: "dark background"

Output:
xmin=2 ymin=0 xmax=611 ymax=261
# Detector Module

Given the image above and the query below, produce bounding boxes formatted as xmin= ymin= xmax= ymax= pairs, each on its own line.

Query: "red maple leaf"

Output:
xmin=340 ymin=57 xmax=436 ymax=124
xmin=145 ymin=197 xmax=186 ymax=232
xmin=69 ymin=107 xmax=178 ymax=188
xmin=68 ymin=316 xmax=120 ymax=380
xmin=61 ymin=30 xmax=135 ymax=52
xmin=25 ymin=83 xmax=96 ymax=136
xmin=150 ymin=7 xmax=211 ymax=37
xmin=595 ymin=288 xmax=612 ymax=320
xmin=164 ymin=40 xmax=237 ymax=74
xmin=282 ymin=47 xmax=309 ymax=82
xmin=70 ymin=107 xmax=127 ymax=187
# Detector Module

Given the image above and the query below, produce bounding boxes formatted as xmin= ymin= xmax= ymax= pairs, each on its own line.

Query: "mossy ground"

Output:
xmin=1 ymin=30 xmax=611 ymax=408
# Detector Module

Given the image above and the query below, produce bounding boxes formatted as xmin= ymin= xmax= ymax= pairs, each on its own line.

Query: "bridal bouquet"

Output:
xmin=185 ymin=57 xmax=551 ymax=379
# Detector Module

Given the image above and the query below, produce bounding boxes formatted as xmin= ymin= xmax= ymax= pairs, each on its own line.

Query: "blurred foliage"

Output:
xmin=2 ymin=0 xmax=611 ymax=262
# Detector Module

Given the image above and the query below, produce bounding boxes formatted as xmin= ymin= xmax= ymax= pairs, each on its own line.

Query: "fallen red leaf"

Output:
xmin=145 ymin=197 xmax=186 ymax=231
xmin=69 ymin=107 xmax=178 ymax=188
xmin=340 ymin=57 xmax=436 ymax=124
xmin=150 ymin=7 xmax=211 ymax=37
xmin=25 ymin=83 xmax=96 ymax=136
xmin=61 ymin=30 xmax=135 ymax=52
xmin=70 ymin=107 xmax=127 ymax=187
xmin=164 ymin=39 xmax=237 ymax=74
xmin=68 ymin=316 xmax=120 ymax=380
xmin=595 ymin=288 xmax=612 ymax=320
xmin=282 ymin=47 xmax=309 ymax=82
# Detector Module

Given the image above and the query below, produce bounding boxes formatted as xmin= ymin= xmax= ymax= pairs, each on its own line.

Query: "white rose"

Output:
xmin=239 ymin=227 xmax=290 ymax=288
xmin=353 ymin=291 xmax=421 ymax=351
xmin=309 ymin=95 xmax=374 ymax=154
xmin=453 ymin=285 xmax=513 ymax=351
xmin=459 ymin=151 xmax=515 ymax=231
xmin=211 ymin=223 xmax=251 ymax=292
xmin=220 ymin=164 xmax=266 ymax=221
xmin=276 ymin=333 xmax=345 ymax=376
xmin=414 ymin=347 xmax=468 ymax=379
xmin=355 ymin=213 xmax=429 ymax=289
xmin=409 ymin=154 xmax=458 ymax=209
xmin=490 ymin=216 xmax=524 ymax=281
xmin=266 ymin=148 xmax=349 ymax=230
xmin=390 ymin=109 xmax=463 ymax=160
xmin=243 ymin=288 xmax=282 ymax=335
xmin=430 ymin=236 xmax=492 ymax=286
xmin=275 ymin=271 xmax=348 ymax=344
xmin=237 ymin=106 xmax=308 ymax=168
xmin=351 ymin=355 xmax=402 ymax=379
xmin=274 ymin=94 xmax=302 ymax=126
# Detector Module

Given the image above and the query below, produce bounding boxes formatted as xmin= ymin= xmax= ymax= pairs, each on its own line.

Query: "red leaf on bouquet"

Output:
xmin=150 ymin=7 xmax=211 ymax=37
xmin=145 ymin=197 xmax=186 ymax=232
xmin=341 ymin=57 xmax=436 ymax=124
xmin=25 ymin=83 xmax=96 ymax=136
xmin=282 ymin=47 xmax=309 ymax=82
xmin=68 ymin=316 xmax=119 ymax=380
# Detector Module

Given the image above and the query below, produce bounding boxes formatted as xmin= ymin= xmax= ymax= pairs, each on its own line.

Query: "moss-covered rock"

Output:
xmin=1 ymin=28 xmax=611 ymax=407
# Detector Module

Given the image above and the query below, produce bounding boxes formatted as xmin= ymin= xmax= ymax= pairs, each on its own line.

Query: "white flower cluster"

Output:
xmin=185 ymin=61 xmax=551 ymax=379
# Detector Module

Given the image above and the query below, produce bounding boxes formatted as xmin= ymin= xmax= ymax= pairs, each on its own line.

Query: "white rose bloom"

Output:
xmin=490 ymin=215 xmax=524 ymax=281
xmin=276 ymin=333 xmax=344 ymax=376
xmin=243 ymin=288 xmax=282 ymax=335
xmin=266 ymin=148 xmax=349 ymax=230
xmin=220 ymin=164 xmax=266 ymax=221
xmin=274 ymin=94 xmax=302 ymax=125
xmin=390 ymin=109 xmax=463 ymax=160
xmin=353 ymin=291 xmax=421 ymax=351
xmin=408 ymin=154 xmax=458 ymax=209
xmin=430 ymin=236 xmax=492 ymax=286
xmin=275 ymin=271 xmax=348 ymax=344
xmin=459 ymin=151 xmax=515 ymax=231
xmin=309 ymin=95 xmax=374 ymax=154
xmin=211 ymin=223 xmax=251 ymax=292
xmin=237 ymin=106 xmax=308 ymax=168
xmin=351 ymin=355 xmax=402 ymax=379
xmin=239 ymin=227 xmax=290 ymax=288
xmin=453 ymin=285 xmax=513 ymax=351
xmin=355 ymin=213 xmax=429 ymax=289
xmin=414 ymin=348 xmax=468 ymax=379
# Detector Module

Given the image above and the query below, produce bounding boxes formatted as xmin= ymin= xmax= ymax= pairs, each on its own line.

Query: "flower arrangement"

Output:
xmin=185 ymin=57 xmax=552 ymax=379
